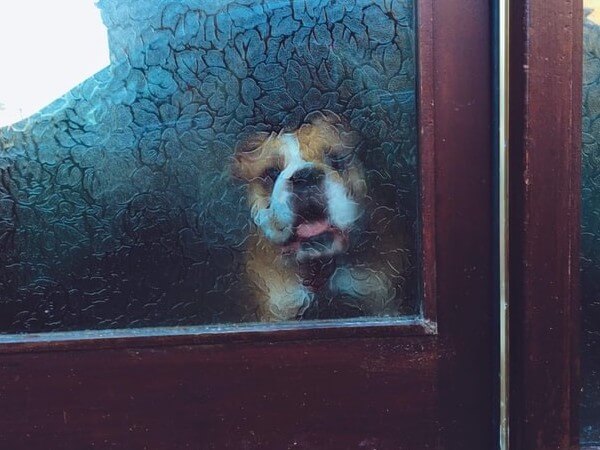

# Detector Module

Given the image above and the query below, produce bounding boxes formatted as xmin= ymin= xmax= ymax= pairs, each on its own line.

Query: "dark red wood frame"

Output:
xmin=509 ymin=0 xmax=583 ymax=448
xmin=0 ymin=0 xmax=494 ymax=448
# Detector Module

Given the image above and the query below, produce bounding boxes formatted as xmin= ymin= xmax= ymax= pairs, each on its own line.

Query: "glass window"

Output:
xmin=0 ymin=0 xmax=418 ymax=332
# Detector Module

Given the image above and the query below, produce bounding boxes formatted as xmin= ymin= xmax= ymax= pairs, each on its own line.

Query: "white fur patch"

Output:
xmin=252 ymin=133 xmax=306 ymax=243
xmin=267 ymin=282 xmax=314 ymax=320
xmin=280 ymin=133 xmax=303 ymax=165
xmin=253 ymin=207 xmax=292 ymax=244
xmin=329 ymin=266 xmax=396 ymax=315
xmin=324 ymin=175 xmax=360 ymax=229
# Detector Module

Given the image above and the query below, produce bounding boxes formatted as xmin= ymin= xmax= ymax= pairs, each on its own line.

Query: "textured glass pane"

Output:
xmin=583 ymin=1 xmax=600 ymax=443
xmin=0 ymin=0 xmax=418 ymax=332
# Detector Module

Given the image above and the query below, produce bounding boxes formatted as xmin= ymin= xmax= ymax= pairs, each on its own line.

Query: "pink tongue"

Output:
xmin=296 ymin=220 xmax=330 ymax=239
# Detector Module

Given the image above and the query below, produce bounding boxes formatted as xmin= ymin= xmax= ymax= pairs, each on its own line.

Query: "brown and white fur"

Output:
xmin=232 ymin=111 xmax=409 ymax=321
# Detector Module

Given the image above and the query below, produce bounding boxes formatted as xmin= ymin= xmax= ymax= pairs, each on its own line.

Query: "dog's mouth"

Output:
xmin=281 ymin=219 xmax=348 ymax=263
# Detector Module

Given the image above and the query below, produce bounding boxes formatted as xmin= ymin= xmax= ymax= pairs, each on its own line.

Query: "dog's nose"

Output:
xmin=290 ymin=167 xmax=324 ymax=188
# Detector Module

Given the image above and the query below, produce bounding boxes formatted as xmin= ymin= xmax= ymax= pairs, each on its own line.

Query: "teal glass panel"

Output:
xmin=0 ymin=0 xmax=418 ymax=332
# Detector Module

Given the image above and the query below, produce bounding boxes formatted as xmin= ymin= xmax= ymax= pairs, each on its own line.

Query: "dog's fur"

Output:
xmin=232 ymin=111 xmax=409 ymax=321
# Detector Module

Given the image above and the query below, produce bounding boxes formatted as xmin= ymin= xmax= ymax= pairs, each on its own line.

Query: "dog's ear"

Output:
xmin=305 ymin=110 xmax=360 ymax=149
xmin=305 ymin=110 xmax=342 ymax=128
xmin=231 ymin=131 xmax=271 ymax=180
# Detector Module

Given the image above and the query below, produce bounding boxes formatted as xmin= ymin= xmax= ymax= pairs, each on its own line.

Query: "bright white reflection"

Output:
xmin=0 ymin=0 xmax=109 ymax=127
xmin=586 ymin=0 xmax=600 ymax=24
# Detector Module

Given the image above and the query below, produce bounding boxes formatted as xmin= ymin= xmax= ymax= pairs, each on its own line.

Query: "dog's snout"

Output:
xmin=290 ymin=167 xmax=324 ymax=188
xmin=290 ymin=167 xmax=327 ymax=223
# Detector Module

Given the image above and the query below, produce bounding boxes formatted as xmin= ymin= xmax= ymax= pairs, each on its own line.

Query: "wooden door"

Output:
xmin=0 ymin=0 xmax=494 ymax=448
xmin=508 ymin=0 xmax=582 ymax=448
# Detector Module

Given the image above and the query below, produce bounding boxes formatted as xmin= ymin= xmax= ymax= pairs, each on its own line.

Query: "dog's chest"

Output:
xmin=297 ymin=258 xmax=337 ymax=292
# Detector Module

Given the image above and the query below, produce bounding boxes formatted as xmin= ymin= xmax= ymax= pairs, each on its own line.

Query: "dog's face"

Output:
xmin=233 ymin=111 xmax=367 ymax=263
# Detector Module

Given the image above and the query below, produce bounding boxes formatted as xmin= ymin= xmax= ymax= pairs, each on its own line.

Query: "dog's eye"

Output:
xmin=329 ymin=153 xmax=352 ymax=171
xmin=262 ymin=167 xmax=281 ymax=184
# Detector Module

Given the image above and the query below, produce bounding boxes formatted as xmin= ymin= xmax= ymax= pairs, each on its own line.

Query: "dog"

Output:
xmin=232 ymin=111 xmax=409 ymax=321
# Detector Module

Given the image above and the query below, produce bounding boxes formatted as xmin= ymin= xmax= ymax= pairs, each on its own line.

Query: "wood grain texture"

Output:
xmin=0 ymin=0 xmax=494 ymax=448
xmin=0 ymin=338 xmax=441 ymax=449
xmin=431 ymin=0 xmax=494 ymax=446
xmin=509 ymin=0 xmax=583 ymax=447
xmin=417 ymin=0 xmax=438 ymax=325
xmin=0 ymin=318 xmax=432 ymax=354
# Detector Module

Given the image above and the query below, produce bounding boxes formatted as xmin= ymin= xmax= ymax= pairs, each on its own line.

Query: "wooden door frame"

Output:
xmin=508 ymin=0 xmax=583 ymax=448
xmin=0 ymin=0 xmax=495 ymax=448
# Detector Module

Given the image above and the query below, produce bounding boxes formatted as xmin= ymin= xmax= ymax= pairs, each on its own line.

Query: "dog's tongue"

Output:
xmin=296 ymin=220 xmax=330 ymax=239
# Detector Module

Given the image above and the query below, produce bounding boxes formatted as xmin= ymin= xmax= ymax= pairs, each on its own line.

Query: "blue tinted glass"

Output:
xmin=0 ymin=0 xmax=418 ymax=332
